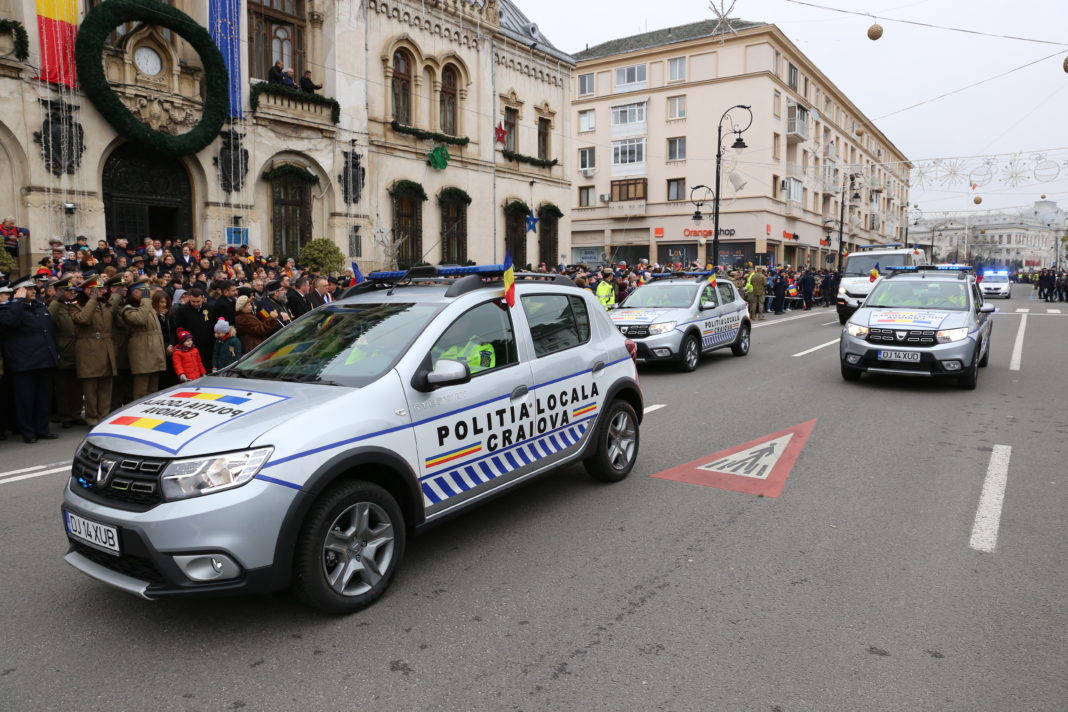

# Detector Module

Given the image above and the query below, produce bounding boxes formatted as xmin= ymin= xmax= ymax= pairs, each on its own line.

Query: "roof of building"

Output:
xmin=497 ymin=0 xmax=574 ymax=64
xmin=572 ymin=18 xmax=767 ymax=61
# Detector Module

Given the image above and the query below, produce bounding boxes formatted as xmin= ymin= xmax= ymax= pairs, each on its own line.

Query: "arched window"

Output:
xmin=392 ymin=50 xmax=412 ymax=125
xmin=440 ymin=65 xmax=458 ymax=136
xmin=538 ymin=214 xmax=559 ymax=268
xmin=393 ymin=192 xmax=422 ymax=268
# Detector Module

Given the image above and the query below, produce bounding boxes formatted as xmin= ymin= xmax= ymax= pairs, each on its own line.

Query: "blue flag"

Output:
xmin=209 ymin=0 xmax=242 ymax=118
xmin=351 ymin=262 xmax=365 ymax=283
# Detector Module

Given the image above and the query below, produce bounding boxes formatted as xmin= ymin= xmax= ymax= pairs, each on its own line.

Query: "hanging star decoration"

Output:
xmin=709 ymin=0 xmax=739 ymax=42
xmin=494 ymin=122 xmax=508 ymax=145
xmin=426 ymin=144 xmax=450 ymax=170
xmin=525 ymin=213 xmax=539 ymax=233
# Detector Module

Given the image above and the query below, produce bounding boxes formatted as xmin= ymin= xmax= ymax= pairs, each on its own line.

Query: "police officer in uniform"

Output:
xmin=47 ymin=276 xmax=83 ymax=427
xmin=71 ymin=275 xmax=118 ymax=426
xmin=0 ymin=277 xmax=60 ymax=442
xmin=595 ymin=269 xmax=617 ymax=310
xmin=122 ymin=278 xmax=167 ymax=400
xmin=106 ymin=274 xmax=133 ymax=410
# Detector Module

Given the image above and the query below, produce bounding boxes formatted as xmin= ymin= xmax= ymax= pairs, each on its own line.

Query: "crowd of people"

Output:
xmin=1018 ymin=268 xmax=1068 ymax=302
xmin=0 ymin=234 xmax=358 ymax=443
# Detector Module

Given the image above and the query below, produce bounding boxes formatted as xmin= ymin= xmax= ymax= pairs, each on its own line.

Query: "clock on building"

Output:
xmin=134 ymin=46 xmax=163 ymax=76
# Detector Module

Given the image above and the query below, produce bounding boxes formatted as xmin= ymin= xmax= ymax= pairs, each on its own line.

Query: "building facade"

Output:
xmin=909 ymin=199 xmax=1067 ymax=269
xmin=568 ymin=20 xmax=910 ymax=269
xmin=0 ymin=0 xmax=572 ymax=275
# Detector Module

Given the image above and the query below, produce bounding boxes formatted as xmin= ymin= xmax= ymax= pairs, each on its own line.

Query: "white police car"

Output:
xmin=837 ymin=244 xmax=928 ymax=324
xmin=980 ymin=270 xmax=1012 ymax=299
xmin=609 ymin=272 xmax=750 ymax=371
xmin=62 ymin=265 xmax=643 ymax=613
xmin=840 ymin=265 xmax=994 ymax=389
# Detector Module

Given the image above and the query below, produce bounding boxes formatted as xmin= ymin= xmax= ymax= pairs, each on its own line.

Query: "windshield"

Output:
xmin=619 ymin=284 xmax=697 ymax=309
xmin=843 ymin=253 xmax=909 ymax=276
xmin=982 ymin=275 xmax=1008 ymax=283
xmin=865 ymin=280 xmax=970 ymax=311
xmin=231 ymin=303 xmax=440 ymax=386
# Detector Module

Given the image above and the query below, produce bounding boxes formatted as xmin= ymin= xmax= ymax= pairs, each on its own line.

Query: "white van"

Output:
xmin=836 ymin=245 xmax=928 ymax=323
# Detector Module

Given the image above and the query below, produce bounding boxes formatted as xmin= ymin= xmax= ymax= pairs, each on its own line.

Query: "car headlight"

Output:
xmin=647 ymin=321 xmax=677 ymax=335
xmin=935 ymin=327 xmax=969 ymax=344
xmin=161 ymin=447 xmax=273 ymax=501
xmin=846 ymin=323 xmax=869 ymax=338
xmin=838 ymin=286 xmax=847 ymax=296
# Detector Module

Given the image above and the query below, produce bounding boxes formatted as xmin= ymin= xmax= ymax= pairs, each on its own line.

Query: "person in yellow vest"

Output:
xmin=438 ymin=337 xmax=495 ymax=374
xmin=595 ymin=269 xmax=616 ymax=310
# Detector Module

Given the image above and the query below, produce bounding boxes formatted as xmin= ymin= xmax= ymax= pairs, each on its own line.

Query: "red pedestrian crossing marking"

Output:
xmin=651 ymin=419 xmax=817 ymax=497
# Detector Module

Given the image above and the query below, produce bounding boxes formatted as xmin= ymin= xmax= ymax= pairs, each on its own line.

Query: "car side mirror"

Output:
xmin=700 ymin=302 xmax=716 ymax=310
xmin=979 ymin=303 xmax=995 ymax=313
xmin=412 ymin=358 xmax=470 ymax=392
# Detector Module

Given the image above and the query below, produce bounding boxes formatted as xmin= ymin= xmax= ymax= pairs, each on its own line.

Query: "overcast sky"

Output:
xmin=529 ymin=0 xmax=1068 ymax=217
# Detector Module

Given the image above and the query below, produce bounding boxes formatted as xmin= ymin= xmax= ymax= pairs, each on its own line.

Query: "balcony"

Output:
xmin=249 ymin=82 xmax=340 ymax=135
xmin=786 ymin=105 xmax=810 ymax=143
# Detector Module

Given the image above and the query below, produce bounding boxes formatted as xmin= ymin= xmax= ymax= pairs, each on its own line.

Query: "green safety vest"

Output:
xmin=439 ymin=338 xmax=496 ymax=373
xmin=596 ymin=280 xmax=616 ymax=309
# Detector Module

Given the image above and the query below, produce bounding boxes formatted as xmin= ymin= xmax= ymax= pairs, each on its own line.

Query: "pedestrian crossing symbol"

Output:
xmin=697 ymin=434 xmax=793 ymax=479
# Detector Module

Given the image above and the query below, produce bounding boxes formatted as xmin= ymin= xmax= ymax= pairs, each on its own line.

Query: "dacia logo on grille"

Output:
xmin=895 ymin=331 xmax=907 ymax=342
xmin=96 ymin=459 xmax=118 ymax=486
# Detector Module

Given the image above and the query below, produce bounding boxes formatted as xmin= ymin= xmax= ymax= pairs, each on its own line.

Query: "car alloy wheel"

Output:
xmin=322 ymin=501 xmax=396 ymax=597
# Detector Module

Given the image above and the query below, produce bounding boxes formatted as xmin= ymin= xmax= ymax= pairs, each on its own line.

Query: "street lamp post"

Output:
xmin=836 ymin=173 xmax=861 ymax=271
xmin=711 ymin=104 xmax=752 ymax=269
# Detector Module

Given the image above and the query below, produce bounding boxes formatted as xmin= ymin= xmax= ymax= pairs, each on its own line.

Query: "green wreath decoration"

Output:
xmin=438 ymin=186 xmax=472 ymax=206
xmin=0 ymin=19 xmax=30 ymax=62
xmin=390 ymin=179 xmax=427 ymax=201
xmin=537 ymin=203 xmax=564 ymax=219
xmin=501 ymin=148 xmax=558 ymax=168
xmin=503 ymin=200 xmax=530 ymax=217
xmin=75 ymin=0 xmax=229 ymax=157
xmin=262 ymin=163 xmax=319 ymax=184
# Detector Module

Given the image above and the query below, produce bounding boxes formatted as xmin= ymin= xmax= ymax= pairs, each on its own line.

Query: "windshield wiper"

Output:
xmin=274 ymin=374 xmax=343 ymax=386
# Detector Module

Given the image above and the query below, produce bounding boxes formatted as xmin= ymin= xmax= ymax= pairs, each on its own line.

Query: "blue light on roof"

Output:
xmin=857 ymin=243 xmax=903 ymax=249
xmin=984 ymin=270 xmax=1009 ymax=276
xmin=885 ymin=266 xmax=917 ymax=271
xmin=368 ymin=264 xmax=511 ymax=280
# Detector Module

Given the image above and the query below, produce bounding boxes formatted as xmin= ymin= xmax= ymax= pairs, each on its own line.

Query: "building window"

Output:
xmin=248 ymin=0 xmax=306 ymax=81
xmin=538 ymin=213 xmax=559 ymax=268
xmin=611 ymin=179 xmax=647 ymax=201
xmin=667 ymin=95 xmax=686 ymax=120
xmin=788 ymin=63 xmax=798 ymax=90
xmin=392 ymin=49 xmax=413 ymax=125
xmin=614 ymin=63 xmax=647 ymax=90
xmin=505 ymin=207 xmax=526 ymax=265
xmin=271 ymin=173 xmax=312 ymax=260
xmin=578 ymin=147 xmax=596 ymax=170
xmin=611 ymin=138 xmax=645 ymax=165
xmin=578 ymin=72 xmax=595 ymax=96
xmin=440 ymin=64 xmax=459 ymax=136
xmin=348 ymin=225 xmax=361 ymax=257
xmin=773 ymin=90 xmax=781 ymax=117
xmin=611 ymin=102 xmax=646 ymax=126
xmin=667 ymin=178 xmax=685 ymax=201
xmin=773 ymin=133 xmax=781 ymax=160
xmin=774 ymin=50 xmax=781 ymax=76
xmin=803 ymin=76 xmax=809 ymax=99
xmin=667 ymin=137 xmax=686 ymax=161
xmin=537 ymin=117 xmax=551 ymax=160
xmin=784 ymin=177 xmax=803 ymax=203
xmin=392 ymin=191 xmax=423 ymax=268
xmin=441 ymin=201 xmax=467 ymax=265
xmin=578 ymin=109 xmax=595 ymax=132
xmin=668 ymin=57 xmax=686 ymax=81
xmin=504 ymin=107 xmax=518 ymax=151
xmin=578 ymin=186 xmax=594 ymax=207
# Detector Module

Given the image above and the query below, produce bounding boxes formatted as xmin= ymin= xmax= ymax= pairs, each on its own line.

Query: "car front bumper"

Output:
xmin=627 ymin=330 xmax=685 ymax=362
xmin=839 ymin=332 xmax=979 ymax=377
xmin=62 ymin=476 xmax=300 ymax=599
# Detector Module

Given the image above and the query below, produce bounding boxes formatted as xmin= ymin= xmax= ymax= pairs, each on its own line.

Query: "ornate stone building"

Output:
xmin=0 ymin=0 xmax=572 ymax=274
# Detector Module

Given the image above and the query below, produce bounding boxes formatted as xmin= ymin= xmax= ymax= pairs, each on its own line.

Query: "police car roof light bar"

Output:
xmin=856 ymin=243 xmax=903 ymax=250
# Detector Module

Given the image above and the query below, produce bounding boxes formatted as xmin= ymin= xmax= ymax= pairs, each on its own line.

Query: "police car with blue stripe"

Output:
xmin=609 ymin=272 xmax=750 ymax=371
xmin=61 ymin=265 xmax=643 ymax=613
xmin=840 ymin=265 xmax=995 ymax=389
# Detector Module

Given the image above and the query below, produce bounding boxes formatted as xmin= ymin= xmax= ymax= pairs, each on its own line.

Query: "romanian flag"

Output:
xmin=502 ymin=253 xmax=515 ymax=307
xmin=707 ymin=272 xmax=717 ymax=288
xmin=36 ymin=0 xmax=79 ymax=87
xmin=870 ymin=262 xmax=881 ymax=282
xmin=109 ymin=416 xmax=190 ymax=436
xmin=970 ymin=181 xmax=978 ymax=190
xmin=173 ymin=391 xmax=250 ymax=405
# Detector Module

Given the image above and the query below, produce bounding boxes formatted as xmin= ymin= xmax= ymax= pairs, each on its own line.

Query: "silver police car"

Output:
xmin=840 ymin=265 xmax=995 ymax=389
xmin=610 ymin=272 xmax=751 ymax=371
xmin=62 ymin=265 xmax=643 ymax=613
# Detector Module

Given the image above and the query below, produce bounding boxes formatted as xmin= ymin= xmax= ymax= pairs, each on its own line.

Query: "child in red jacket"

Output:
xmin=173 ymin=329 xmax=207 ymax=383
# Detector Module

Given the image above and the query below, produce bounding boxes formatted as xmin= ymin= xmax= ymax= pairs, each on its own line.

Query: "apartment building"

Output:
xmin=569 ymin=19 xmax=910 ymax=268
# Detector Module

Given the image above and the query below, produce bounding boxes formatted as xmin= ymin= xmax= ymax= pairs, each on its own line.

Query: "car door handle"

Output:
xmin=592 ymin=361 xmax=606 ymax=374
xmin=511 ymin=385 xmax=528 ymax=400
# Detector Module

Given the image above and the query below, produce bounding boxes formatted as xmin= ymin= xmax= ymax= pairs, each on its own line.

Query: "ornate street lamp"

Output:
xmin=836 ymin=173 xmax=862 ymax=271
xmin=712 ymin=104 xmax=752 ymax=269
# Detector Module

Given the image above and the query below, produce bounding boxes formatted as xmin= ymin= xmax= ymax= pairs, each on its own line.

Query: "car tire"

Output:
xmin=676 ymin=334 xmax=701 ymax=372
xmin=840 ymin=362 xmax=862 ymax=381
xmin=293 ymin=480 xmax=406 ymax=614
xmin=957 ymin=352 xmax=979 ymax=390
xmin=731 ymin=324 xmax=751 ymax=356
xmin=584 ymin=399 xmax=640 ymax=483
xmin=978 ymin=339 xmax=989 ymax=367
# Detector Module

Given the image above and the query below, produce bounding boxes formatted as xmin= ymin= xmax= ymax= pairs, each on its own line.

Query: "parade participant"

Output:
xmin=820 ymin=270 xmax=836 ymax=307
xmin=799 ymin=269 xmax=816 ymax=311
xmin=746 ymin=266 xmax=767 ymax=320
xmin=595 ymin=268 xmax=616 ymax=310
xmin=0 ymin=277 xmax=59 ymax=442
xmin=211 ymin=318 xmax=243 ymax=371
xmin=172 ymin=329 xmax=206 ymax=382
xmin=47 ymin=276 xmax=82 ymax=427
xmin=104 ymin=273 xmax=133 ymax=411
xmin=772 ymin=268 xmax=788 ymax=315
xmin=234 ymin=294 xmax=281 ymax=353
xmin=70 ymin=275 xmax=117 ymax=426
xmin=121 ymin=278 xmax=167 ymax=400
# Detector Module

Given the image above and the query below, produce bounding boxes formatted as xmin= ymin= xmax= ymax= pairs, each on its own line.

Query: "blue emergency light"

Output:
xmin=983 ymin=269 xmax=1009 ymax=276
xmin=368 ymin=264 xmax=511 ymax=280
xmin=857 ymin=243 xmax=903 ymax=250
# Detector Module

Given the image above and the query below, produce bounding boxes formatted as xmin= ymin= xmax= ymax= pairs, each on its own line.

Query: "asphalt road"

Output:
xmin=2 ymin=291 xmax=1065 ymax=711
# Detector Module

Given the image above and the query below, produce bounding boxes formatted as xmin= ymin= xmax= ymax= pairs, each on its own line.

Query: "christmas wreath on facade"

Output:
xmin=75 ymin=0 xmax=229 ymax=157
xmin=0 ymin=19 xmax=30 ymax=62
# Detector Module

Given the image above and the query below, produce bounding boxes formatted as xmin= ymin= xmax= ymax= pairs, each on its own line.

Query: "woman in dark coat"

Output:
xmin=152 ymin=290 xmax=180 ymax=388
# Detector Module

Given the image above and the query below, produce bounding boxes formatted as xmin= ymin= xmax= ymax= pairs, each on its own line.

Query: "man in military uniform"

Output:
xmin=746 ymin=266 xmax=767 ymax=320
xmin=71 ymin=276 xmax=118 ymax=426
xmin=1 ymin=277 xmax=60 ymax=442
xmin=121 ymin=278 xmax=167 ymax=400
xmin=48 ymin=276 xmax=83 ymax=427
xmin=106 ymin=273 xmax=133 ymax=410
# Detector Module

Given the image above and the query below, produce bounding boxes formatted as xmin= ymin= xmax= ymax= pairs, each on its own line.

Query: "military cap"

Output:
xmin=105 ymin=274 xmax=127 ymax=288
xmin=0 ymin=285 xmax=12 ymax=294
xmin=53 ymin=276 xmax=75 ymax=290
xmin=128 ymin=278 xmax=151 ymax=292
xmin=82 ymin=275 xmax=106 ymax=289
xmin=12 ymin=275 xmax=38 ymax=289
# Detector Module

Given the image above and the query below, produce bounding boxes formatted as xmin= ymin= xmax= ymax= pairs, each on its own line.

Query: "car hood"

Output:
xmin=854 ymin=307 xmax=969 ymax=330
xmin=83 ymin=376 xmax=352 ymax=458
xmin=839 ymin=276 xmax=880 ymax=294
xmin=609 ymin=306 xmax=692 ymax=325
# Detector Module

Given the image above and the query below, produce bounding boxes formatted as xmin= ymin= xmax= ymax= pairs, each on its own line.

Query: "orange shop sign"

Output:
xmin=681 ymin=228 xmax=736 ymax=238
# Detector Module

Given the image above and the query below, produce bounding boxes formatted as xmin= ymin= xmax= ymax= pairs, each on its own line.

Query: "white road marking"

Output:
xmin=0 ymin=465 xmax=71 ymax=486
xmin=0 ymin=461 xmax=69 ymax=479
xmin=643 ymin=404 xmax=666 ymax=414
xmin=969 ymin=445 xmax=1012 ymax=553
xmin=1009 ymin=314 xmax=1027 ymax=371
xmin=1015 ymin=308 xmax=1030 ymax=313
xmin=821 ymin=320 xmax=839 ymax=326
xmin=792 ymin=338 xmax=840 ymax=358
xmin=751 ymin=311 xmax=823 ymax=329
xmin=1048 ymin=308 xmax=1062 ymax=314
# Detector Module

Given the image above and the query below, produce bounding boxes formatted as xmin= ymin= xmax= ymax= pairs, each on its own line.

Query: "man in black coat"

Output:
xmin=287 ymin=277 xmax=312 ymax=318
xmin=0 ymin=278 xmax=60 ymax=442
xmin=299 ymin=70 xmax=322 ymax=93
xmin=174 ymin=287 xmax=214 ymax=371
xmin=772 ymin=270 xmax=788 ymax=315
xmin=210 ymin=279 xmax=238 ymax=326
xmin=267 ymin=60 xmax=284 ymax=84
xmin=798 ymin=269 xmax=816 ymax=311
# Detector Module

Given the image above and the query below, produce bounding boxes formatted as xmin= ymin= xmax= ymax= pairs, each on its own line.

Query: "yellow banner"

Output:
xmin=36 ymin=0 xmax=78 ymax=25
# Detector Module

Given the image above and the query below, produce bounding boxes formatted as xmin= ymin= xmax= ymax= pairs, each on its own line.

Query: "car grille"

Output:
xmin=71 ymin=442 xmax=167 ymax=510
xmin=867 ymin=328 xmax=936 ymax=345
xmin=68 ymin=540 xmax=166 ymax=585
xmin=617 ymin=325 xmax=649 ymax=338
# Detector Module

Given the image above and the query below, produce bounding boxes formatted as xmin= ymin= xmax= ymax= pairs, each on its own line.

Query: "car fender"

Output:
xmin=577 ymin=376 xmax=643 ymax=461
